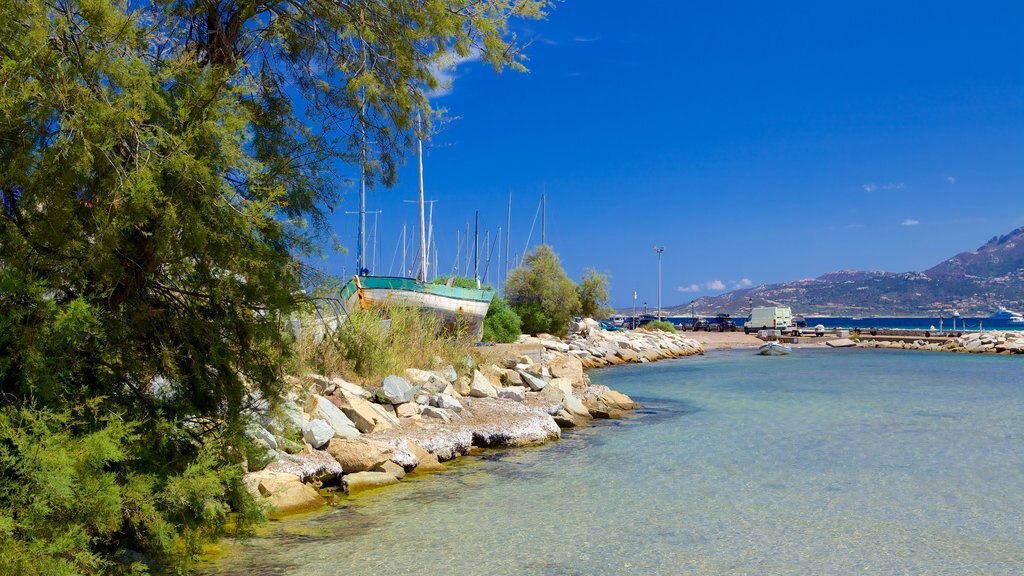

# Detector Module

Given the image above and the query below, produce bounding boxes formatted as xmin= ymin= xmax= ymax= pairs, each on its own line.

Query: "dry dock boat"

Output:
xmin=758 ymin=342 xmax=792 ymax=356
xmin=340 ymin=275 xmax=495 ymax=340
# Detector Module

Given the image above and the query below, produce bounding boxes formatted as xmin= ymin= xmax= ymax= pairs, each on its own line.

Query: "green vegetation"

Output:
xmin=643 ymin=320 xmax=677 ymax=333
xmin=577 ymin=268 xmax=612 ymax=320
xmin=0 ymin=0 xmax=547 ymax=572
xmin=482 ymin=297 xmax=523 ymax=343
xmin=505 ymin=245 xmax=582 ymax=336
xmin=431 ymin=276 xmax=487 ymax=290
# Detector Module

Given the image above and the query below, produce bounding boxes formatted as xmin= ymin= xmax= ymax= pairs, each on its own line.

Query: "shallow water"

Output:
xmin=200 ymin=349 xmax=1024 ymax=575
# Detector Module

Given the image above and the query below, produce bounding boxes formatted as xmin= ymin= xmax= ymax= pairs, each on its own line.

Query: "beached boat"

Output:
xmin=758 ymin=342 xmax=792 ymax=356
xmin=339 ymin=113 xmax=494 ymax=340
xmin=339 ymin=275 xmax=494 ymax=339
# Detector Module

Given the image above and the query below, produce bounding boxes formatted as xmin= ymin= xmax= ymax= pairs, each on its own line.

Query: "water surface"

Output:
xmin=201 ymin=349 xmax=1024 ymax=575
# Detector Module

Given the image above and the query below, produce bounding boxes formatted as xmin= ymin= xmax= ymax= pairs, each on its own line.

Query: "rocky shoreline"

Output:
xmin=242 ymin=324 xmax=705 ymax=516
xmin=827 ymin=330 xmax=1024 ymax=354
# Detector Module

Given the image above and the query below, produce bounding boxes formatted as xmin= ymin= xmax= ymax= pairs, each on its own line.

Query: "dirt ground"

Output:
xmin=679 ymin=329 xmax=837 ymax=350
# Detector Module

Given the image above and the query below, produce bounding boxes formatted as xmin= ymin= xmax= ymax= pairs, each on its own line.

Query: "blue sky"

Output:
xmin=323 ymin=0 xmax=1024 ymax=308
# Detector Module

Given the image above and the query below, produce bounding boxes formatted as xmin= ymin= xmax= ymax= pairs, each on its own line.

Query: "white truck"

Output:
xmin=743 ymin=306 xmax=793 ymax=334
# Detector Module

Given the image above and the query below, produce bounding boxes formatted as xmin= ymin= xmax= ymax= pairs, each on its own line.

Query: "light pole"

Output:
xmin=632 ymin=290 xmax=638 ymax=330
xmin=653 ymin=245 xmax=665 ymax=319
xmin=747 ymin=297 xmax=753 ymax=315
xmin=690 ymin=300 xmax=696 ymax=321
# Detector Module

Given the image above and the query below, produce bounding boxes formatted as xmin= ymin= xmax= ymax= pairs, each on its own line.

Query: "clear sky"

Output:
xmin=322 ymin=0 xmax=1024 ymax=309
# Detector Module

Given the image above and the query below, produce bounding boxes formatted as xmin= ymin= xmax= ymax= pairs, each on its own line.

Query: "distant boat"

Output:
xmin=340 ymin=276 xmax=494 ymax=339
xmin=758 ymin=342 xmax=792 ymax=356
xmin=990 ymin=307 xmax=1024 ymax=323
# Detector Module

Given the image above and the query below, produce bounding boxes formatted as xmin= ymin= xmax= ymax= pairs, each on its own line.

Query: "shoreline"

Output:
xmin=237 ymin=324 xmax=706 ymax=523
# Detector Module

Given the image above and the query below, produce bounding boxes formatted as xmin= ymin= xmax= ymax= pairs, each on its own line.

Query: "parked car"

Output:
xmin=710 ymin=314 xmax=737 ymax=332
xmin=682 ymin=318 xmax=710 ymax=331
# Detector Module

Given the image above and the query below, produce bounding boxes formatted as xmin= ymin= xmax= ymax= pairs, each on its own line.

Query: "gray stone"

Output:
xmin=301 ymin=419 xmax=335 ymax=449
xmin=518 ymin=370 xmax=547 ymax=391
xmin=442 ymin=365 xmax=459 ymax=383
xmin=421 ymin=406 xmax=452 ymax=422
xmin=431 ymin=393 xmax=464 ymax=413
xmin=382 ymin=375 xmax=415 ymax=404
xmin=497 ymin=386 xmax=526 ymax=402
xmin=306 ymin=395 xmax=361 ymax=439
xmin=248 ymin=424 xmax=278 ymax=451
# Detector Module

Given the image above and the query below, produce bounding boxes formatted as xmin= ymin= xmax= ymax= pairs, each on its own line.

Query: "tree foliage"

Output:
xmin=0 ymin=0 xmax=547 ymax=571
xmin=577 ymin=268 xmax=611 ymax=319
xmin=504 ymin=245 xmax=580 ymax=336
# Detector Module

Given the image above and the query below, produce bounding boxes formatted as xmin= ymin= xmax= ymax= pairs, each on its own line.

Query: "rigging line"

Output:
xmin=522 ymin=194 xmax=542 ymax=262
xmin=388 ymin=223 xmax=402 ymax=276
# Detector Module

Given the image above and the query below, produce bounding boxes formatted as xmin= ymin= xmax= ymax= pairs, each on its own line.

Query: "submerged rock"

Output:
xmin=342 ymin=471 xmax=400 ymax=495
xmin=243 ymin=471 xmax=323 ymax=515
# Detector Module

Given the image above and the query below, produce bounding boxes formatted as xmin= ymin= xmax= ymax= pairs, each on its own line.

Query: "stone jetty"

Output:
xmin=840 ymin=330 xmax=1024 ymax=354
xmin=241 ymin=322 xmax=704 ymax=515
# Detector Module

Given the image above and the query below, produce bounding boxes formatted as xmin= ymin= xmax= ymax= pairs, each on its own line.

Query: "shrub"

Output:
xmin=505 ymin=245 xmax=580 ymax=336
xmin=577 ymin=268 xmax=612 ymax=319
xmin=643 ymin=320 xmax=677 ymax=333
xmin=482 ymin=297 xmax=522 ymax=343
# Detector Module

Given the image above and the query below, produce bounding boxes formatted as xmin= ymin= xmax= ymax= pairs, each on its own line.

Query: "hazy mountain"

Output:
xmin=671 ymin=227 xmax=1024 ymax=317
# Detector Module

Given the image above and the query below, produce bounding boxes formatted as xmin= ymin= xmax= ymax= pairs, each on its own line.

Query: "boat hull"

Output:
xmin=758 ymin=342 xmax=792 ymax=356
xmin=340 ymin=276 xmax=495 ymax=340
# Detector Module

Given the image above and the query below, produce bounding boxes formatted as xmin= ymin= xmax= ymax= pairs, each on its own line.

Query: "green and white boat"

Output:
xmin=339 ymin=275 xmax=495 ymax=339
xmin=340 ymin=113 xmax=494 ymax=339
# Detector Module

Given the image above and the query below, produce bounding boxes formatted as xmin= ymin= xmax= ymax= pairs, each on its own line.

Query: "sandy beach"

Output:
xmin=679 ymin=330 xmax=837 ymax=350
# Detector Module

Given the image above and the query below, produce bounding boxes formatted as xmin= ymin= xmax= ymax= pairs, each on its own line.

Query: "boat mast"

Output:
xmin=473 ymin=210 xmax=480 ymax=281
xmin=505 ymin=191 xmax=512 ymax=286
xmin=417 ymin=112 xmax=427 ymax=283
xmin=541 ymin=187 xmax=546 ymax=246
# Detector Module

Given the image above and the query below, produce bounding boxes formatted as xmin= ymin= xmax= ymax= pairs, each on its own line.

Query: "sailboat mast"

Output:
xmin=505 ymin=191 xmax=512 ymax=284
xmin=541 ymin=188 xmax=546 ymax=246
xmin=357 ymin=131 xmax=367 ymax=276
xmin=473 ymin=211 xmax=479 ymax=281
xmin=417 ymin=113 xmax=427 ymax=283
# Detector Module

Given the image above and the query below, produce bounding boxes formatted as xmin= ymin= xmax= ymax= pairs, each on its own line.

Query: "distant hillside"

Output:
xmin=671 ymin=227 xmax=1024 ymax=317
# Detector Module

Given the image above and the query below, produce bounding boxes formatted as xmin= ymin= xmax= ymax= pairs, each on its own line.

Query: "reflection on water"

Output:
xmin=200 ymin=349 xmax=1024 ymax=575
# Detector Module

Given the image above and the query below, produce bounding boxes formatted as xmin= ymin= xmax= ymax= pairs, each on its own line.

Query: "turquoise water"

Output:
xmin=201 ymin=350 xmax=1024 ymax=575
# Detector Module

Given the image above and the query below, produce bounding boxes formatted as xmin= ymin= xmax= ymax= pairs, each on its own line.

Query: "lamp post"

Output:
xmin=747 ymin=297 xmax=753 ymax=315
xmin=653 ymin=245 xmax=665 ymax=319
xmin=690 ymin=300 xmax=696 ymax=321
xmin=632 ymin=290 xmax=637 ymax=330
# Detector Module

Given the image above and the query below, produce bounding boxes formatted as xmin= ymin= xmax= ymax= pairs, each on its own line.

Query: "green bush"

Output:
xmin=482 ymin=297 xmax=522 ymax=343
xmin=643 ymin=320 xmax=677 ymax=333
xmin=577 ymin=268 xmax=612 ymax=320
xmin=505 ymin=246 xmax=581 ymax=336
xmin=431 ymin=276 xmax=490 ymax=290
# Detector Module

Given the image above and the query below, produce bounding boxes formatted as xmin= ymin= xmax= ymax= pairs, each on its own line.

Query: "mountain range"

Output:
xmin=670 ymin=226 xmax=1024 ymax=317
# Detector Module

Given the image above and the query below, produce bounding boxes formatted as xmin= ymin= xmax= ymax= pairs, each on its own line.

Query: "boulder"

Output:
xmin=497 ymin=386 xmax=526 ymax=402
xmin=501 ymin=369 xmax=524 ymax=386
xmin=243 ymin=471 xmax=322 ymax=515
xmin=342 ymin=471 xmax=400 ymax=495
xmin=326 ymin=437 xmax=394 ymax=473
xmin=827 ymin=338 xmax=857 ymax=348
xmin=264 ymin=450 xmax=344 ymax=484
xmin=518 ymin=370 xmax=547 ymax=391
xmin=481 ymin=364 xmax=505 ymax=387
xmin=469 ymin=370 xmax=499 ymax=398
xmin=453 ymin=375 xmax=472 ymax=396
xmin=396 ymin=402 xmax=420 ymax=418
xmin=334 ymin=391 xmax=393 ymax=433
xmin=301 ymin=419 xmax=335 ymax=449
xmin=405 ymin=368 xmax=448 ymax=394
xmin=431 ymin=393 xmax=464 ymax=413
xmin=382 ymin=375 xmax=415 ymax=404
xmin=406 ymin=441 xmax=445 ymax=472
xmin=421 ymin=406 xmax=452 ymax=422
xmin=306 ymin=395 xmax=360 ymax=439
xmin=442 ymin=365 xmax=459 ymax=383
xmin=374 ymin=460 xmax=407 ymax=480
xmin=600 ymin=389 xmax=637 ymax=411
xmin=546 ymin=353 xmax=584 ymax=385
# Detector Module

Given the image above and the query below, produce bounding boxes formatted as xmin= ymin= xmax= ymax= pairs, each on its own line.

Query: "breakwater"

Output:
xmin=241 ymin=324 xmax=705 ymax=516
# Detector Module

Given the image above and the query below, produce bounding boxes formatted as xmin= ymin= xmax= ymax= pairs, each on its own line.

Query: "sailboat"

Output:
xmin=339 ymin=114 xmax=495 ymax=339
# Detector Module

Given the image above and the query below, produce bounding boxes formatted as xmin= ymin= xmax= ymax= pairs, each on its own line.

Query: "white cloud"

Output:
xmin=733 ymin=278 xmax=753 ymax=289
xmin=947 ymin=176 xmax=957 ymax=185
xmin=540 ymin=37 xmax=559 ymax=46
xmin=863 ymin=182 xmax=906 ymax=193
xmin=426 ymin=48 xmax=482 ymax=97
xmin=707 ymin=279 xmax=726 ymax=291
xmin=677 ymin=284 xmax=700 ymax=293
xmin=902 ymin=218 xmax=920 ymax=226
xmin=573 ymin=34 xmax=601 ymax=42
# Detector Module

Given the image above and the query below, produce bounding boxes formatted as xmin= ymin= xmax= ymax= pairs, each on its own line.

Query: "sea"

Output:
xmin=199 ymin=349 xmax=1024 ymax=575
xmin=805 ymin=317 xmax=1024 ymax=332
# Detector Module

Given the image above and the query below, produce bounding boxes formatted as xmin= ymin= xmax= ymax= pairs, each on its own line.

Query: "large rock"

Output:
xmin=518 ymin=370 xmax=547 ymax=391
xmin=301 ymin=419 xmax=335 ymax=449
xmin=342 ymin=471 xmax=400 ymax=495
xmin=326 ymin=437 xmax=394 ymax=473
xmin=546 ymin=353 xmax=584 ymax=385
xmin=306 ymin=395 xmax=360 ymax=439
xmin=405 ymin=368 xmax=449 ymax=394
xmin=382 ymin=375 xmax=415 ymax=404
xmin=469 ymin=370 xmax=498 ymax=398
xmin=396 ymin=402 xmax=420 ymax=418
xmin=407 ymin=439 xmax=445 ymax=472
xmin=421 ymin=406 xmax=453 ymax=422
xmin=442 ymin=365 xmax=459 ymax=383
xmin=375 ymin=460 xmax=406 ymax=480
xmin=243 ymin=471 xmax=322 ymax=515
xmin=334 ymin=391 xmax=396 ymax=433
xmin=431 ymin=393 xmax=464 ymax=413
xmin=827 ymin=338 xmax=857 ymax=348
xmin=501 ymin=369 xmax=524 ymax=386
xmin=453 ymin=375 xmax=472 ymax=396
xmin=600 ymin=389 xmax=637 ymax=411
xmin=264 ymin=450 xmax=343 ymax=483
xmin=497 ymin=386 xmax=526 ymax=402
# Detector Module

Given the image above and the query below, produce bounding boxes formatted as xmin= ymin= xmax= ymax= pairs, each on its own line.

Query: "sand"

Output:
xmin=679 ymin=329 xmax=837 ymax=350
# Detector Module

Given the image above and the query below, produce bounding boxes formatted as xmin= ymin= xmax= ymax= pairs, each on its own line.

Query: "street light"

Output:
xmin=747 ymin=297 xmax=753 ymax=315
xmin=653 ymin=245 xmax=665 ymax=319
